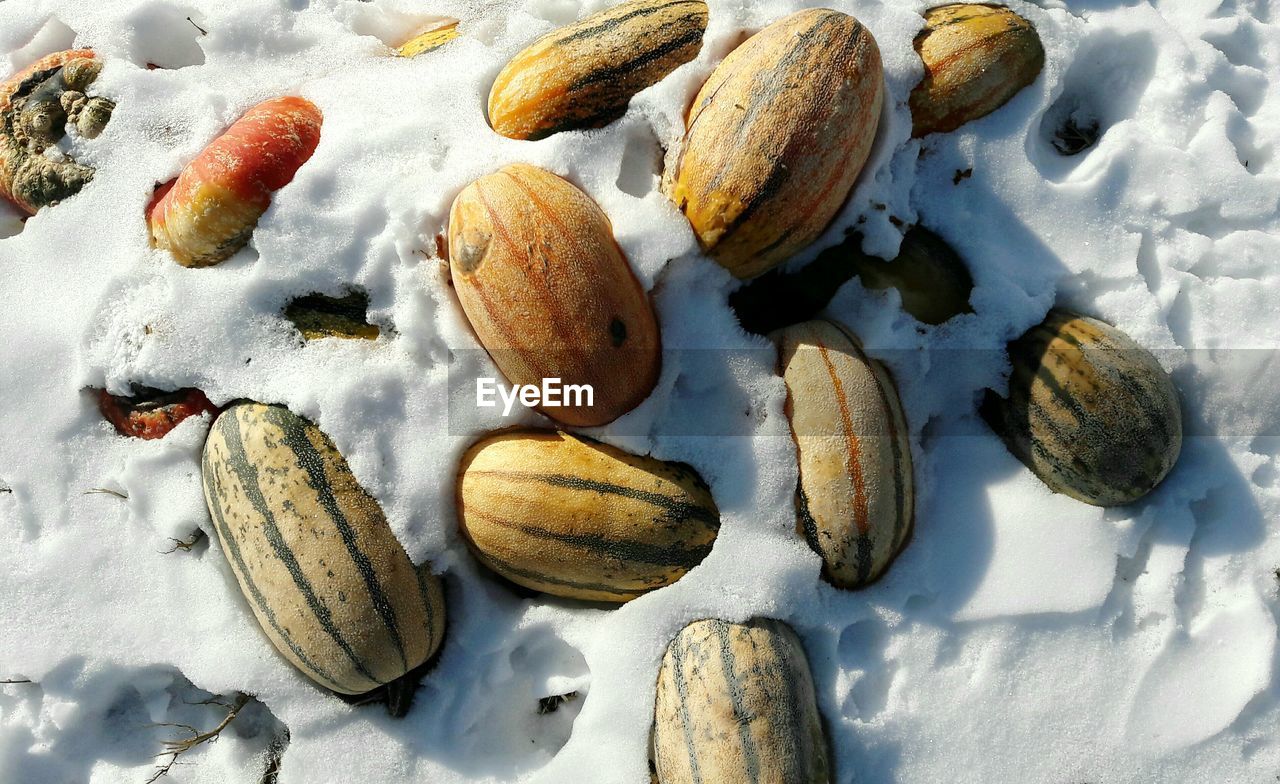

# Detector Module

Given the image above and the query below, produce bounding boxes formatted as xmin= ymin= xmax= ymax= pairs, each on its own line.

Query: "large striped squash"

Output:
xmin=665 ymin=9 xmax=883 ymax=279
xmin=982 ymin=309 xmax=1182 ymax=506
xmin=489 ymin=0 xmax=707 ymax=140
xmin=455 ymin=429 xmax=719 ymax=602
xmin=448 ymin=163 xmax=661 ymax=427
xmin=202 ymin=402 xmax=446 ymax=697
xmin=909 ymin=4 xmax=1044 ymax=137
xmin=653 ymin=618 xmax=830 ymax=783
xmin=776 ymin=320 xmax=914 ymax=589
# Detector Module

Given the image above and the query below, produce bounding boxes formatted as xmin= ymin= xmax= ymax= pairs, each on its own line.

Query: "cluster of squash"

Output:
xmin=5 ymin=1 xmax=1184 ymax=778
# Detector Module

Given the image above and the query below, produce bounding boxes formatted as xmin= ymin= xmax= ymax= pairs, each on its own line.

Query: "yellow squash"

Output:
xmin=448 ymin=163 xmax=661 ymax=427
xmin=489 ymin=0 xmax=707 ymax=140
xmin=665 ymin=9 xmax=883 ymax=279
xmin=397 ymin=19 xmax=459 ymax=58
xmin=909 ymin=4 xmax=1045 ymax=137
xmin=456 ymin=429 xmax=719 ymax=602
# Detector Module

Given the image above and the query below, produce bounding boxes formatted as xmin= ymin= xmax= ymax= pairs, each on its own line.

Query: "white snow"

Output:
xmin=1 ymin=0 xmax=1278 ymax=782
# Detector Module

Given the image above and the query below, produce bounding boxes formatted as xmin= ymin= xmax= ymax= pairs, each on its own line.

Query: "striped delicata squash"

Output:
xmin=776 ymin=320 xmax=914 ymax=589
xmin=982 ymin=309 xmax=1182 ymax=506
xmin=654 ymin=618 xmax=831 ymax=783
xmin=456 ymin=429 xmax=719 ymax=602
xmin=202 ymin=402 xmax=446 ymax=712
xmin=488 ymin=0 xmax=708 ymax=140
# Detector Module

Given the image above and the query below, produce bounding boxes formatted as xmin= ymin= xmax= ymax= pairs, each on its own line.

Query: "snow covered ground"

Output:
xmin=1 ymin=0 xmax=1278 ymax=782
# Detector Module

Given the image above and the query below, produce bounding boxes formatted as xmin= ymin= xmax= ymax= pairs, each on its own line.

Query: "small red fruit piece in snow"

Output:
xmin=147 ymin=96 xmax=323 ymax=268
xmin=97 ymin=388 xmax=218 ymax=440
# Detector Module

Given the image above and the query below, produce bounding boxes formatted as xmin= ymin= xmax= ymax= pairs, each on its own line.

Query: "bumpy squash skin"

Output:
xmin=909 ymin=4 xmax=1045 ymax=137
xmin=666 ymin=9 xmax=884 ymax=280
xmin=448 ymin=163 xmax=661 ymax=427
xmin=0 ymin=49 xmax=107 ymax=214
xmin=148 ymin=97 xmax=323 ymax=268
xmin=653 ymin=618 xmax=830 ymax=784
xmin=488 ymin=0 xmax=708 ymax=140
xmin=776 ymin=320 xmax=914 ymax=589
xmin=456 ymin=429 xmax=719 ymax=603
xmin=982 ymin=309 xmax=1183 ymax=506
xmin=202 ymin=402 xmax=446 ymax=698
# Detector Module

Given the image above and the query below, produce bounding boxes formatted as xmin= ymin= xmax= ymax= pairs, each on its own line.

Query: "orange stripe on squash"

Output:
xmin=148 ymin=96 xmax=322 ymax=267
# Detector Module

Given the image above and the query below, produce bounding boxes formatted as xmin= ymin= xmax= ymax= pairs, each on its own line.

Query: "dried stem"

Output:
xmin=162 ymin=530 xmax=206 ymax=554
xmin=146 ymin=693 xmax=250 ymax=783
xmin=84 ymin=487 xmax=128 ymax=499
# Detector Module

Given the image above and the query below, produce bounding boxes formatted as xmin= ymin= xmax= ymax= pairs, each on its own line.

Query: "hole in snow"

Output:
xmin=344 ymin=4 xmax=458 ymax=53
xmin=1252 ymin=460 xmax=1277 ymax=488
xmin=6 ymin=16 xmax=77 ymax=72
xmin=616 ymin=124 xmax=662 ymax=198
xmin=123 ymin=3 xmax=207 ymax=69
xmin=1225 ymin=113 xmax=1272 ymax=174
xmin=524 ymin=0 xmax=583 ymax=26
xmin=93 ymin=385 xmax=218 ymax=440
xmin=439 ymin=626 xmax=589 ymax=775
xmin=837 ymin=619 xmax=896 ymax=721
xmin=284 ymin=289 xmax=381 ymax=342
xmin=504 ymin=631 xmax=589 ymax=758
xmin=1034 ymin=31 xmax=1156 ymax=176
xmin=1203 ymin=21 xmax=1267 ymax=71
xmin=1049 ymin=112 xmax=1100 ymax=156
